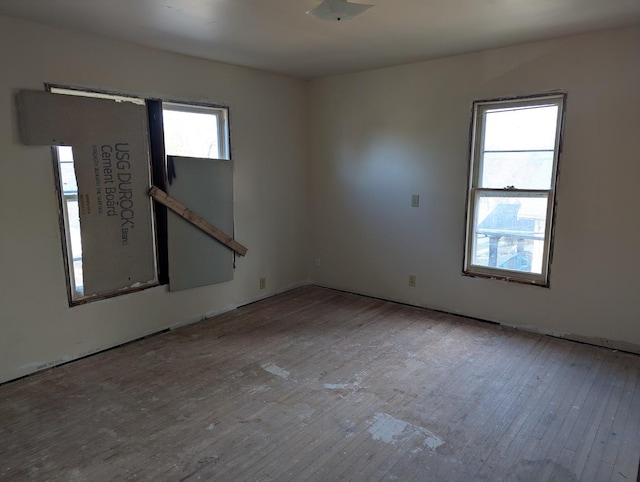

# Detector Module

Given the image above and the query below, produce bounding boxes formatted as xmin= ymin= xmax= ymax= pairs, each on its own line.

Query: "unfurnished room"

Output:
xmin=0 ymin=1 xmax=639 ymax=480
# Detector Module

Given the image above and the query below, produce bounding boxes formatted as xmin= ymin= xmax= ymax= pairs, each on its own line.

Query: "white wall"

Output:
xmin=0 ymin=15 xmax=310 ymax=383
xmin=1 ymin=17 xmax=637 ymax=385
xmin=309 ymin=27 xmax=640 ymax=351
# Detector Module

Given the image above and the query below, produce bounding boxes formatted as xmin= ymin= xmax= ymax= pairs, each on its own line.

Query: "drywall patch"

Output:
xmin=367 ymin=412 xmax=444 ymax=451
xmin=261 ymin=363 xmax=290 ymax=380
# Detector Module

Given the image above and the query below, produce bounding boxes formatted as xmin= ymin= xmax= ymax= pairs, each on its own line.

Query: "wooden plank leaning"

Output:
xmin=148 ymin=186 xmax=248 ymax=257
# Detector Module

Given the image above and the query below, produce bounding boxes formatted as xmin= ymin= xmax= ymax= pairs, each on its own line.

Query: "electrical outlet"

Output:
xmin=259 ymin=277 xmax=266 ymax=289
xmin=408 ymin=274 xmax=416 ymax=287
xmin=314 ymin=257 xmax=321 ymax=267
xmin=411 ymin=194 xmax=420 ymax=207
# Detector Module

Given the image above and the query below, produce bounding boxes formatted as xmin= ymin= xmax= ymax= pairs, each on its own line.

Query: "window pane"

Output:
xmin=58 ymin=146 xmax=78 ymax=194
xmin=65 ymin=198 xmax=84 ymax=293
xmin=480 ymin=151 xmax=554 ymax=189
xmin=56 ymin=145 xmax=83 ymax=295
xmin=163 ymin=108 xmax=220 ymax=159
xmin=483 ymin=105 xmax=558 ymax=152
xmin=472 ymin=194 xmax=548 ymax=274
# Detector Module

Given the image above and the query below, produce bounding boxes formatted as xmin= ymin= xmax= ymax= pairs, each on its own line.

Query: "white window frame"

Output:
xmin=162 ymin=102 xmax=230 ymax=160
xmin=463 ymin=94 xmax=565 ymax=286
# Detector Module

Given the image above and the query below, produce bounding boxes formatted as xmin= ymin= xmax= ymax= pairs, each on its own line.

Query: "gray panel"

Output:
xmin=167 ymin=156 xmax=233 ymax=292
xmin=17 ymin=90 xmax=157 ymax=296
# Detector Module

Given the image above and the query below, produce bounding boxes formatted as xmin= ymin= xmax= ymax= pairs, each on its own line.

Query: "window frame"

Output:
xmin=463 ymin=93 xmax=566 ymax=287
xmin=162 ymin=101 xmax=231 ymax=161
xmin=45 ymin=83 xmax=232 ymax=305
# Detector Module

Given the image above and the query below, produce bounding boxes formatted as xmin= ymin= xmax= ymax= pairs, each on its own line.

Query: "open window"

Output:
xmin=463 ymin=94 xmax=565 ymax=286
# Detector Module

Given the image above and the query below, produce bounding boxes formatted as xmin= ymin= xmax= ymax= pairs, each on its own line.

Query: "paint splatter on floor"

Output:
xmin=324 ymin=383 xmax=349 ymax=390
xmin=261 ymin=363 xmax=290 ymax=379
xmin=367 ymin=412 xmax=444 ymax=451
xmin=322 ymin=371 xmax=367 ymax=399
xmin=248 ymin=385 xmax=270 ymax=394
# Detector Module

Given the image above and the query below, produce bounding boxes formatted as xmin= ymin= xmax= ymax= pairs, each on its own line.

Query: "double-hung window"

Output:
xmin=464 ymin=94 xmax=565 ymax=286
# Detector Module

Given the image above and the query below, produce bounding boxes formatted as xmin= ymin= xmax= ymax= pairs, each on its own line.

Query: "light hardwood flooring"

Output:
xmin=1 ymin=286 xmax=639 ymax=481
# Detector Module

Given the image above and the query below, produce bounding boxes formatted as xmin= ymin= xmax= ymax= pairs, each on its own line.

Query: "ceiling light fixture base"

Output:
xmin=306 ymin=0 xmax=374 ymax=22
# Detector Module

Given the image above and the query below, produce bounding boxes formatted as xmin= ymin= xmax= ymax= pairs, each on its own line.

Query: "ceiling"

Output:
xmin=1 ymin=0 xmax=638 ymax=78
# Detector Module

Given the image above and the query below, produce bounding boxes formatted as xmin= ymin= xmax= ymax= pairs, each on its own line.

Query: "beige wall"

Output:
xmin=0 ymin=15 xmax=310 ymax=383
xmin=308 ymin=27 xmax=640 ymax=351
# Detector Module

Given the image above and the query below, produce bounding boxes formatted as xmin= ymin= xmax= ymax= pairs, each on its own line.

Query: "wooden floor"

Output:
xmin=1 ymin=286 xmax=639 ymax=481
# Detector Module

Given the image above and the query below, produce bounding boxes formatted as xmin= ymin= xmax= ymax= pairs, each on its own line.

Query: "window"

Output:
xmin=47 ymin=86 xmax=231 ymax=304
xmin=161 ymin=102 xmax=235 ymax=292
xmin=163 ymin=102 xmax=229 ymax=160
xmin=56 ymin=145 xmax=83 ymax=293
xmin=463 ymin=94 xmax=565 ymax=286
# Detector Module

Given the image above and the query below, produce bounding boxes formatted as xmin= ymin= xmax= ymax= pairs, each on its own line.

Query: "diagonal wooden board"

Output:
xmin=148 ymin=186 xmax=247 ymax=257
